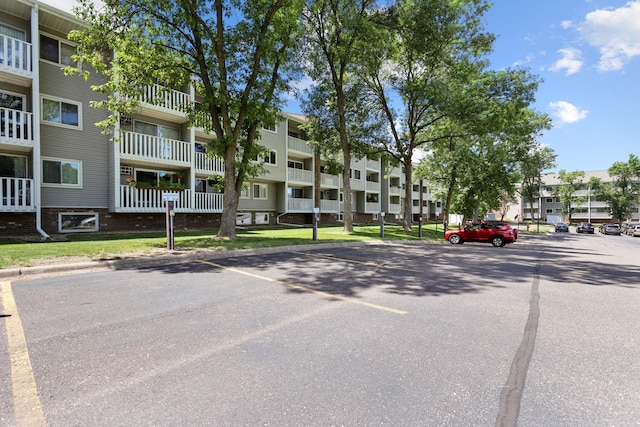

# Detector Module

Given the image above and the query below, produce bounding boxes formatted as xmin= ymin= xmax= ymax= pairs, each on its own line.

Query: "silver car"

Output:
xmin=629 ymin=224 xmax=640 ymax=237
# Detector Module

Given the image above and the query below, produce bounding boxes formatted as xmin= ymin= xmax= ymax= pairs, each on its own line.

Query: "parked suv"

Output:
xmin=576 ymin=222 xmax=594 ymax=234
xmin=445 ymin=221 xmax=517 ymax=247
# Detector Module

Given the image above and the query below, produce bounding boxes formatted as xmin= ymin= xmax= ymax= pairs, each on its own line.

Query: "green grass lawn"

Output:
xmin=0 ymin=224 xmax=447 ymax=269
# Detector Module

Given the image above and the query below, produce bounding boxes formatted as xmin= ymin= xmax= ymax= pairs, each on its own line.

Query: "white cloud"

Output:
xmin=550 ymin=48 xmax=584 ymax=75
xmin=560 ymin=20 xmax=574 ymax=29
xmin=549 ymin=101 xmax=588 ymax=124
xmin=579 ymin=1 xmax=640 ymax=71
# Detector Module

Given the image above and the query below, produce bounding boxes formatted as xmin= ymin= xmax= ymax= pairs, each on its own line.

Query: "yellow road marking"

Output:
xmin=197 ymin=260 xmax=407 ymax=315
xmin=1 ymin=281 xmax=46 ymax=426
xmin=289 ymin=250 xmax=424 ymax=273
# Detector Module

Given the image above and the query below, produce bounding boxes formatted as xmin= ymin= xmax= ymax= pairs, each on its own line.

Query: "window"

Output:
xmin=546 ymin=209 xmax=553 ymax=214
xmin=288 ymin=160 xmax=303 ymax=169
xmin=264 ymin=150 xmax=277 ymax=165
xmin=240 ymin=184 xmax=250 ymax=199
xmin=546 ymin=198 xmax=553 ymax=203
xmin=41 ymin=96 xmax=81 ymax=129
xmin=42 ymin=157 xmax=81 ymax=187
xmin=366 ymin=193 xmax=378 ymax=203
xmin=40 ymin=34 xmax=76 ymax=66
xmin=0 ymin=154 xmax=27 ymax=178
xmin=253 ymin=183 xmax=268 ymax=200
xmin=262 ymin=123 xmax=277 ymax=133
xmin=134 ymin=169 xmax=177 ymax=187
xmin=354 ymin=170 xmax=361 ymax=180
xmin=134 ymin=120 xmax=179 ymax=139
xmin=288 ymin=187 xmax=304 ymax=198
xmin=59 ymin=212 xmax=99 ymax=233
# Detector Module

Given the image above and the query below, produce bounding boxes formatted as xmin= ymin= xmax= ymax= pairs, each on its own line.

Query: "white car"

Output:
xmin=629 ymin=224 xmax=640 ymax=237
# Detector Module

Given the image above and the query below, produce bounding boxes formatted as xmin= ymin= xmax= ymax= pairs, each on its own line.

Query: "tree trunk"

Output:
xmin=403 ymin=160 xmax=413 ymax=231
xmin=341 ymin=149 xmax=353 ymax=232
xmin=217 ymin=149 xmax=239 ymax=238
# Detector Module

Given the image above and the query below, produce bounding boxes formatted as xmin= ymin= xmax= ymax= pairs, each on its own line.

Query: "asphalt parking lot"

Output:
xmin=2 ymin=233 xmax=639 ymax=426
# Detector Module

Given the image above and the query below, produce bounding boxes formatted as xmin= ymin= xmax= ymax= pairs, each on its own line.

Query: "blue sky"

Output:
xmin=47 ymin=0 xmax=639 ymax=172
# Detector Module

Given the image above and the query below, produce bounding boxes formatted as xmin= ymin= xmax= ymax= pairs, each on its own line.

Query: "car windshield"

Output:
xmin=608 ymin=225 xmax=619 ymax=229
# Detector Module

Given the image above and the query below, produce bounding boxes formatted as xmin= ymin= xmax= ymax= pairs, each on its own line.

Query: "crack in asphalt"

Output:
xmin=496 ymin=262 xmax=541 ymax=427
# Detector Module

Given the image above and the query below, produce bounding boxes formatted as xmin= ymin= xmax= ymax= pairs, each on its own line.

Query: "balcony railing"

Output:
xmin=389 ymin=186 xmax=402 ymax=196
xmin=320 ymin=173 xmax=338 ymax=187
xmin=366 ymin=180 xmax=380 ymax=192
xmin=0 ymin=108 xmax=34 ymax=147
xmin=320 ymin=199 xmax=339 ymax=212
xmin=1 ymin=178 xmax=34 ymax=212
xmin=287 ymin=136 xmax=313 ymax=155
xmin=0 ymin=35 xmax=32 ymax=78
xmin=118 ymin=185 xmax=224 ymax=212
xmin=287 ymin=167 xmax=313 ymax=184
xmin=120 ymin=131 xmax=191 ymax=165
xmin=366 ymin=159 xmax=381 ymax=171
xmin=138 ymin=83 xmax=190 ymax=113
xmin=288 ymin=198 xmax=313 ymax=211
xmin=193 ymin=192 xmax=224 ymax=213
xmin=195 ymin=151 xmax=224 ymax=175
xmin=365 ymin=202 xmax=380 ymax=213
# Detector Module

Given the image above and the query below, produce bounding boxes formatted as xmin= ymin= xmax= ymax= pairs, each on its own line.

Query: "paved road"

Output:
xmin=1 ymin=232 xmax=639 ymax=426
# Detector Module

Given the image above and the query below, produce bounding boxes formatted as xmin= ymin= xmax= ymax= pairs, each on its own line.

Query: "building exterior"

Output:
xmin=509 ymin=170 xmax=640 ymax=223
xmin=0 ymin=1 xmax=438 ymax=237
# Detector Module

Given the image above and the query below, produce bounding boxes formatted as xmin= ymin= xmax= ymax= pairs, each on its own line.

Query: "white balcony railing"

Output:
xmin=366 ymin=159 xmax=381 ymax=171
xmin=138 ymin=83 xmax=190 ymax=113
xmin=365 ymin=202 xmax=380 ymax=213
xmin=0 ymin=108 xmax=34 ymax=147
xmin=1 ymin=178 xmax=34 ymax=212
xmin=119 ymin=186 xmax=191 ymax=212
xmin=194 ymin=192 xmax=224 ymax=212
xmin=366 ymin=180 xmax=380 ymax=192
xmin=195 ymin=151 xmax=224 ymax=174
xmin=288 ymin=167 xmax=313 ymax=184
xmin=389 ymin=186 xmax=402 ymax=196
xmin=120 ymin=131 xmax=191 ymax=165
xmin=287 ymin=136 xmax=313 ymax=155
xmin=118 ymin=186 xmax=224 ymax=212
xmin=288 ymin=198 xmax=313 ymax=211
xmin=388 ymin=203 xmax=401 ymax=213
xmin=0 ymin=35 xmax=32 ymax=77
xmin=320 ymin=199 xmax=339 ymax=212
xmin=320 ymin=173 xmax=338 ymax=187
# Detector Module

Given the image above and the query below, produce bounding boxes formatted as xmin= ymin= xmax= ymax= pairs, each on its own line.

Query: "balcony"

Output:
xmin=195 ymin=151 xmax=224 ymax=175
xmin=320 ymin=173 xmax=338 ymax=188
xmin=287 ymin=136 xmax=313 ymax=156
xmin=287 ymin=167 xmax=313 ymax=184
xmin=389 ymin=186 xmax=402 ymax=196
xmin=388 ymin=203 xmax=401 ymax=214
xmin=137 ymin=84 xmax=191 ymax=121
xmin=0 ymin=35 xmax=32 ymax=85
xmin=1 ymin=177 xmax=34 ymax=212
xmin=366 ymin=180 xmax=380 ymax=192
xmin=118 ymin=186 xmax=224 ymax=213
xmin=320 ymin=199 xmax=339 ymax=212
xmin=0 ymin=108 xmax=34 ymax=150
xmin=120 ymin=131 xmax=191 ymax=166
xmin=193 ymin=192 xmax=224 ymax=213
xmin=366 ymin=159 xmax=380 ymax=171
xmin=288 ymin=198 xmax=313 ymax=211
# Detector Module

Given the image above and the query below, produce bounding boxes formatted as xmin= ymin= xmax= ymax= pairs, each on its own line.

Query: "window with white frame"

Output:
xmin=240 ymin=184 xmax=250 ymax=199
xmin=253 ymin=183 xmax=268 ymax=200
xmin=0 ymin=154 xmax=27 ymax=178
xmin=546 ymin=198 xmax=553 ymax=203
xmin=262 ymin=123 xmax=277 ymax=133
xmin=40 ymin=33 xmax=76 ymax=66
xmin=287 ymin=159 xmax=303 ymax=169
xmin=41 ymin=95 xmax=81 ymax=129
xmin=264 ymin=150 xmax=277 ymax=165
xmin=42 ymin=157 xmax=81 ymax=187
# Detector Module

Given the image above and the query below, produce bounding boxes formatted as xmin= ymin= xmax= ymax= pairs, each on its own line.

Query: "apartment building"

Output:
xmin=0 ymin=0 xmax=438 ymax=237
xmin=510 ymin=170 xmax=640 ymax=223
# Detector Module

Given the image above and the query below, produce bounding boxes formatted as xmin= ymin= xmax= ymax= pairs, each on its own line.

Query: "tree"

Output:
xmin=589 ymin=154 xmax=640 ymax=224
xmin=519 ymin=145 xmax=557 ymax=221
xmin=69 ymin=0 xmax=304 ymax=238
xmin=550 ymin=170 xmax=585 ymax=223
xmin=300 ymin=0 xmax=384 ymax=233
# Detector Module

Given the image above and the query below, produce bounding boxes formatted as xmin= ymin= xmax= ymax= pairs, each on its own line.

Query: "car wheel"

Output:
xmin=448 ymin=234 xmax=462 ymax=244
xmin=491 ymin=236 xmax=505 ymax=247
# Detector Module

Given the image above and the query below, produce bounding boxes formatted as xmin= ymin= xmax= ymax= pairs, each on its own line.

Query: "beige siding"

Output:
xmin=39 ymin=61 xmax=110 ymax=208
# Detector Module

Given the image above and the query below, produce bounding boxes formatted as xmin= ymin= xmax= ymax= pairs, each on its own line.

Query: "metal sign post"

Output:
xmin=163 ymin=192 xmax=179 ymax=250
xmin=312 ymin=207 xmax=320 ymax=241
xmin=380 ymin=212 xmax=385 ymax=238
xmin=418 ymin=216 xmax=423 ymax=238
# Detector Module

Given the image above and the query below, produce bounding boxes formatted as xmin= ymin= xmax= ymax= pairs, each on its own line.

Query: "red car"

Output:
xmin=444 ymin=221 xmax=517 ymax=247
